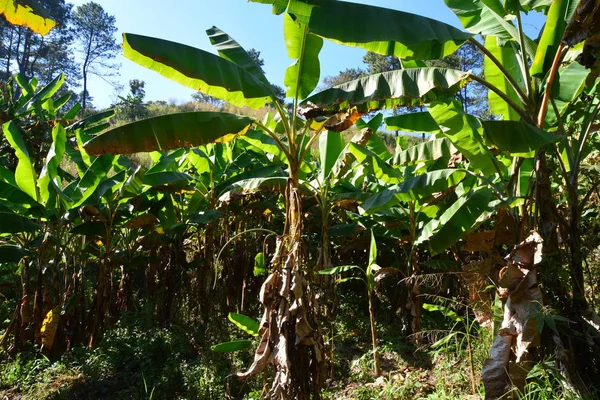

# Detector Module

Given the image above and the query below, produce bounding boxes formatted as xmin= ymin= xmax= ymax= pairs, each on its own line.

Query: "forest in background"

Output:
xmin=0 ymin=0 xmax=600 ymax=399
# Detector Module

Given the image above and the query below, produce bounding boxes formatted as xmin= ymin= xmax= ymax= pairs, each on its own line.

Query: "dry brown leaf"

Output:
xmin=463 ymin=230 xmax=495 ymax=253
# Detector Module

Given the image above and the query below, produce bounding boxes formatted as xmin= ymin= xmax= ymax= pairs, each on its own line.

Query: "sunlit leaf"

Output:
xmin=123 ymin=33 xmax=273 ymax=109
xmin=228 ymin=313 xmax=260 ymax=337
xmin=84 ymin=112 xmax=253 ymax=156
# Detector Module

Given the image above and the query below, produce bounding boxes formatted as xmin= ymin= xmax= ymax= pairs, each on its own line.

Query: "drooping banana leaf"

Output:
xmin=239 ymin=130 xmax=288 ymax=164
xmin=300 ymin=68 xmax=471 ymax=120
xmin=545 ymin=62 xmax=590 ymax=127
xmin=444 ymin=0 xmax=537 ymax=58
xmin=428 ymin=100 xmax=502 ymax=176
xmin=84 ymin=112 xmax=254 ymax=156
xmin=347 ymin=143 xmax=402 ymax=184
xmin=394 ymin=138 xmax=458 ymax=166
xmin=252 ymin=0 xmax=472 ymax=60
xmin=0 ymin=212 xmax=40 ymax=234
xmin=0 ymin=245 xmax=31 ymax=263
xmin=215 ymin=165 xmax=285 ymax=196
xmin=122 ymin=33 xmax=273 ymax=109
xmin=481 ymin=121 xmax=561 ymax=157
xmin=417 ymin=187 xmax=496 ymax=254
xmin=0 ymin=0 xmax=56 ymax=36
xmin=362 ymin=169 xmax=467 ymax=214
xmin=283 ymin=13 xmax=323 ymax=100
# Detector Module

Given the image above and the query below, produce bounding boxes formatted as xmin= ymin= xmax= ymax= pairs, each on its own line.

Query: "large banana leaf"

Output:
xmin=253 ymin=0 xmax=471 ymax=60
xmin=428 ymin=100 xmax=501 ymax=176
xmin=84 ymin=112 xmax=254 ymax=156
xmin=347 ymin=143 xmax=402 ymax=184
xmin=481 ymin=121 xmax=561 ymax=157
xmin=483 ymin=37 xmax=524 ymax=121
xmin=206 ymin=26 xmax=272 ymax=89
xmin=0 ymin=245 xmax=31 ymax=263
xmin=319 ymin=130 xmax=345 ymax=183
xmin=394 ymin=138 xmax=458 ymax=166
xmin=362 ymin=169 xmax=467 ymax=214
xmin=417 ymin=188 xmax=496 ymax=254
xmin=122 ymin=34 xmax=273 ymax=109
xmin=444 ymin=0 xmax=536 ymax=58
xmin=0 ymin=0 xmax=56 ymax=36
xmin=3 ymin=121 xmax=38 ymax=201
xmin=300 ymin=68 xmax=470 ymax=119
xmin=239 ymin=130 xmax=288 ymax=164
xmin=530 ymin=0 xmax=575 ymax=77
xmin=283 ymin=13 xmax=323 ymax=100
xmin=514 ymin=0 xmax=553 ymax=12
xmin=545 ymin=62 xmax=590 ymax=127
xmin=0 ymin=181 xmax=42 ymax=215
xmin=38 ymin=124 xmax=66 ymax=205
xmin=0 ymin=212 xmax=40 ymax=234
xmin=385 ymin=112 xmax=441 ymax=134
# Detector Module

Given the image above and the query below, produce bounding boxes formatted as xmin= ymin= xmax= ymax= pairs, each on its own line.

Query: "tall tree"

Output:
xmin=71 ymin=2 xmax=120 ymax=112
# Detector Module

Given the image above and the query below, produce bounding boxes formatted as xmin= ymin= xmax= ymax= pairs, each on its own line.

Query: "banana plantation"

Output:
xmin=1 ymin=0 xmax=600 ymax=399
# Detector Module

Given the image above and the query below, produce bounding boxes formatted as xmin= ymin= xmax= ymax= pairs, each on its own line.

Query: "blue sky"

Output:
xmin=68 ymin=0 xmax=545 ymax=109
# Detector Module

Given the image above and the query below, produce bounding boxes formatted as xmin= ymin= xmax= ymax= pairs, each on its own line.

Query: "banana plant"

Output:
xmin=253 ymin=1 xmax=599 ymax=396
xmin=318 ymin=230 xmax=383 ymax=376
xmin=80 ymin=1 xmax=480 ymax=395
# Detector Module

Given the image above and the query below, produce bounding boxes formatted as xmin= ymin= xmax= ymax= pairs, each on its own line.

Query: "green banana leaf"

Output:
xmin=483 ymin=37 xmax=524 ymax=121
xmin=122 ymin=33 xmax=273 ymax=109
xmin=417 ymin=188 xmax=496 ymax=254
xmin=347 ymin=143 xmax=402 ymax=184
xmin=300 ymin=68 xmax=471 ymax=119
xmin=0 ymin=245 xmax=31 ymax=263
xmin=239 ymin=130 xmax=288 ymax=164
xmin=428 ymin=100 xmax=501 ymax=176
xmin=0 ymin=212 xmax=40 ymax=234
xmin=481 ymin=121 xmax=560 ymax=157
xmin=385 ymin=112 xmax=441 ymax=134
xmin=84 ymin=112 xmax=254 ymax=156
xmin=545 ymin=62 xmax=590 ymax=127
xmin=142 ymin=172 xmax=193 ymax=187
xmin=319 ymin=130 xmax=345 ymax=183
xmin=362 ymin=169 xmax=467 ymax=214
xmin=444 ymin=0 xmax=537 ymax=58
xmin=18 ymin=74 xmax=65 ymax=115
xmin=394 ymin=138 xmax=457 ymax=166
xmin=206 ymin=26 xmax=272 ymax=89
xmin=218 ymin=177 xmax=290 ymax=202
xmin=3 ymin=121 xmax=38 ymax=201
xmin=283 ymin=13 xmax=323 ymax=100
xmin=530 ymin=0 xmax=574 ymax=77
xmin=228 ymin=313 xmax=260 ymax=337
xmin=253 ymin=0 xmax=471 ymax=60
xmin=318 ymin=265 xmax=363 ymax=275
xmin=38 ymin=124 xmax=67 ymax=205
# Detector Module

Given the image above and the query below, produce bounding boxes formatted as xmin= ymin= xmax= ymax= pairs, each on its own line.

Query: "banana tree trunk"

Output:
xmin=238 ymin=171 xmax=325 ymax=399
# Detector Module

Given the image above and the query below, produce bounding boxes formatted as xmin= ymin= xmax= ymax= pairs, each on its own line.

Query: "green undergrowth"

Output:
xmin=1 ymin=299 xmax=595 ymax=399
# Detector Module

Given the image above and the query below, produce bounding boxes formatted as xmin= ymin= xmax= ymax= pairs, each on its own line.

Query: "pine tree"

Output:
xmin=71 ymin=2 xmax=120 ymax=112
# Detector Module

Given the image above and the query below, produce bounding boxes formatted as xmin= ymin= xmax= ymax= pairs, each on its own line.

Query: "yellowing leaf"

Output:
xmin=0 ymin=0 xmax=56 ymax=36
xmin=40 ymin=307 xmax=60 ymax=351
